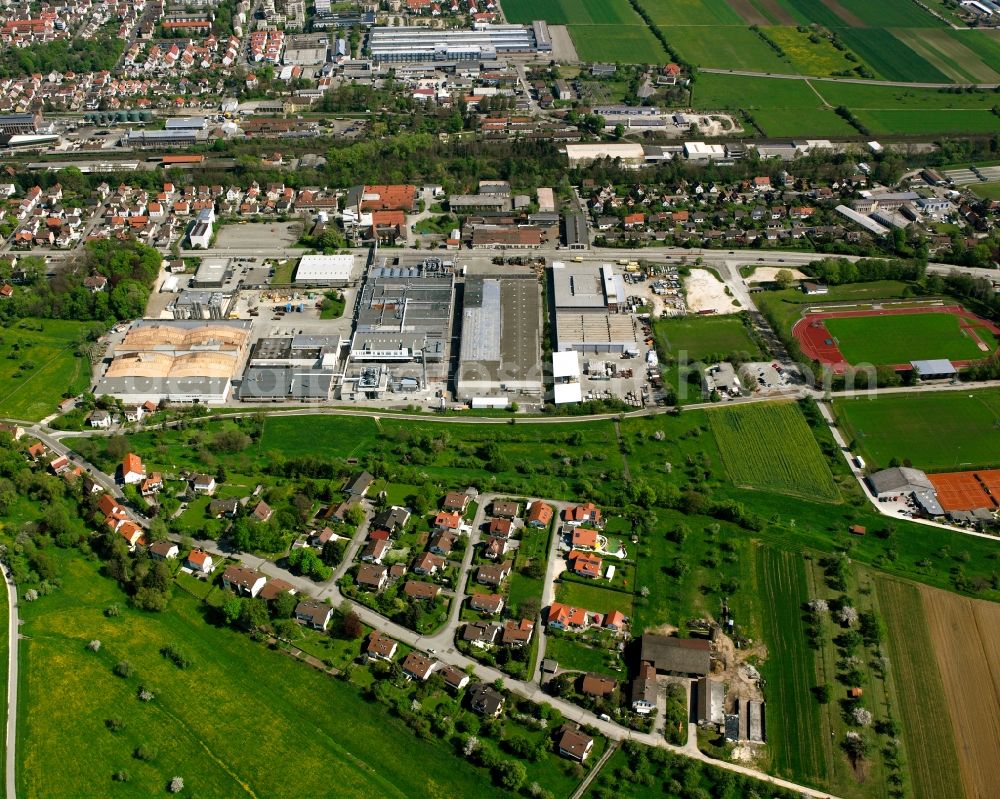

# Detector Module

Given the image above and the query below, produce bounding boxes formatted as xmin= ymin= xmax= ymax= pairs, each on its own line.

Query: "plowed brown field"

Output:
xmin=920 ymin=585 xmax=1000 ymax=799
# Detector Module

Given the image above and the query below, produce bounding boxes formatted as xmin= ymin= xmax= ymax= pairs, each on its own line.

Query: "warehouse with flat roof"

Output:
xmin=367 ymin=24 xmax=543 ymax=62
xmin=456 ymin=276 xmax=543 ymax=401
xmin=295 ymin=254 xmax=354 ymax=286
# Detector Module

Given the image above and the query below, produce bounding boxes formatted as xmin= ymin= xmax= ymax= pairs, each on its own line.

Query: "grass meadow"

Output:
xmin=833 ymin=390 xmax=1000 ymax=471
xmin=824 ymin=312 xmax=996 ymax=365
xmin=653 ymin=314 xmax=762 ymax=363
xmin=554 ymin=579 xmax=633 ymax=618
xmin=17 ymin=554 xmax=511 ymax=799
xmin=708 ymin=402 xmax=840 ymax=501
xmin=0 ymin=319 xmax=92 ymax=421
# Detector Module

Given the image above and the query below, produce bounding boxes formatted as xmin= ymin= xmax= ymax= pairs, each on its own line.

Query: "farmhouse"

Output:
xmin=639 ymin=634 xmax=711 ymax=677
xmin=631 ymin=661 xmax=657 ymax=714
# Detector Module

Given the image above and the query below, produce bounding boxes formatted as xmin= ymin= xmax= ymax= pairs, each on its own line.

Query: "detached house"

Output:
xmin=557 ymin=726 xmax=594 ymax=762
xmin=121 ymin=453 xmax=145 ymax=484
xmin=222 ymin=564 xmax=267 ymax=597
xmin=526 ymin=501 xmax=553 ymax=528
xmin=356 ymin=564 xmax=388 ymax=592
xmin=365 ymin=631 xmax=398 ymax=662
xmin=562 ymin=502 xmax=602 ymax=527
xmin=401 ymin=651 xmax=439 ymax=681
xmin=476 ymin=561 xmax=512 ymax=588
xmin=149 ymin=540 xmax=179 ymax=560
xmin=187 ymin=549 xmax=214 ymax=573
xmin=295 ymin=599 xmax=333 ymax=630
xmin=470 ymin=592 xmax=505 ymax=615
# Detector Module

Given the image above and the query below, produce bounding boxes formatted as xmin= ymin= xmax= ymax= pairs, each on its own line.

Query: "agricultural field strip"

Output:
xmin=876 ymin=578 xmax=963 ymax=799
xmin=708 ymin=403 xmax=840 ymax=501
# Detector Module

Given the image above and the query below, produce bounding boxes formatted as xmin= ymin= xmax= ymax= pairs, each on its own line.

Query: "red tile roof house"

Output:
xmin=186 ymin=549 xmax=214 ymax=574
xmin=121 ymin=452 xmax=146 ymax=484
xmin=557 ymin=725 xmax=594 ymax=762
xmin=501 ymin=619 xmax=534 ymax=647
xmin=250 ymin=500 xmax=273 ymax=523
xmin=365 ymin=631 xmax=398 ymax=661
xmin=403 ymin=580 xmax=441 ymax=602
xmin=140 ymin=473 xmax=163 ymax=496
xmin=488 ymin=517 xmax=514 ymax=538
xmin=570 ymin=527 xmax=600 ymax=551
xmin=569 ymin=551 xmax=603 ymax=579
xmin=433 ymin=511 xmax=462 ymax=533
xmin=526 ymin=501 xmax=553 ymax=528
xmin=222 ymin=564 xmax=267 ymax=598
xmin=401 ymin=651 xmax=439 ymax=681
xmin=580 ymin=673 xmax=616 ymax=698
xmin=605 ymin=609 xmax=628 ymax=633
xmin=561 ymin=502 xmax=603 ymax=528
xmin=360 ymin=538 xmax=390 ymax=564
xmin=295 ymin=599 xmax=333 ymax=630
xmin=469 ymin=592 xmax=505 ymax=615
xmin=118 ymin=521 xmax=144 ymax=551
xmin=547 ymin=602 xmax=589 ymax=630
xmin=259 ymin=578 xmax=296 ymax=602
xmin=623 ymin=212 xmax=645 ymax=230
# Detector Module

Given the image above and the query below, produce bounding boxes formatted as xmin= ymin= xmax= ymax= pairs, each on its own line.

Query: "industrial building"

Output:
xmin=0 ymin=113 xmax=41 ymax=135
xmin=563 ymin=214 xmax=589 ymax=250
xmin=367 ymin=23 xmax=548 ymax=62
xmin=294 ymin=254 xmax=354 ymax=286
xmin=169 ymin=291 xmax=233 ymax=320
xmin=551 ymin=262 xmax=638 ymax=354
xmin=192 ymin=257 xmax=232 ymax=288
xmin=341 ymin=256 xmax=455 ymax=398
xmin=551 ymin=350 xmax=582 ymax=405
xmin=124 ymin=128 xmax=207 ymax=148
xmin=238 ymin=335 xmax=342 ymax=402
xmin=565 ymin=142 xmax=646 ymax=167
xmin=95 ymin=320 xmax=251 ymax=405
xmin=456 ymin=276 xmax=543 ymax=402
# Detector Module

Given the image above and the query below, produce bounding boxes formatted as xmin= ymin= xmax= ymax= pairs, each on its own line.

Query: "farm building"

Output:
xmin=696 ymin=677 xmax=725 ymax=727
xmin=639 ymin=634 xmax=710 ymax=677
xmin=910 ymin=359 xmax=958 ymax=380
xmin=867 ymin=467 xmax=944 ymax=517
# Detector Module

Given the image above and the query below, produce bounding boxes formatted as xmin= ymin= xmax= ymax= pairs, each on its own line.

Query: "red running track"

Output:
xmin=791 ymin=305 xmax=1000 ymax=373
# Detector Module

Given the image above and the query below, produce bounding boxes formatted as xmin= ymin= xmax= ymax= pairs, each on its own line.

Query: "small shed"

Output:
xmin=849 ymin=525 xmax=867 ymax=536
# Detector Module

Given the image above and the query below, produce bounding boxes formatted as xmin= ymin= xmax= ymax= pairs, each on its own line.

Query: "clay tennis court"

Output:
xmin=792 ymin=304 xmax=1000 ymax=373
xmin=928 ymin=469 xmax=1000 ymax=511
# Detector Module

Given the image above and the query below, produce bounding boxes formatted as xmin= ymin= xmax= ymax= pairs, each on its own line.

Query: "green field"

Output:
xmin=855 ymin=109 xmax=1000 ymax=136
xmin=824 ymin=312 xmax=997 ymax=366
xmin=502 ymin=0 xmax=666 ymax=62
xmin=640 ymin=0 xmax=744 ymax=26
xmin=973 ymin=182 xmax=1000 ymax=200
xmin=17 ymin=555 xmax=514 ymax=799
xmin=708 ymin=402 xmax=840 ymax=501
xmin=877 ymin=578 xmax=963 ymax=799
xmin=654 ymin=314 xmax=762 ymax=363
xmin=554 ymin=579 xmax=633 ymax=618
xmin=0 ymin=320 xmax=92 ymax=421
xmin=834 ymin=390 xmax=1000 ymax=471
xmin=756 ymin=547 xmax=828 ymax=785
xmin=543 ymin=635 xmax=626 ymax=677
xmin=669 ymin=26 xmax=790 ymax=72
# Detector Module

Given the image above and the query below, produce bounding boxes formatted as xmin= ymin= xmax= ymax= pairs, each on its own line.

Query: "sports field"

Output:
xmin=824 ymin=311 xmax=997 ymax=365
xmin=0 ymin=319 xmax=92 ymax=421
xmin=708 ymin=402 xmax=840 ymax=501
xmin=833 ymin=390 xmax=1000 ymax=471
